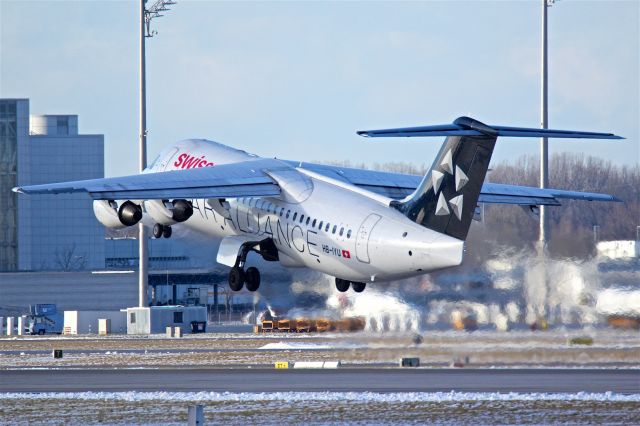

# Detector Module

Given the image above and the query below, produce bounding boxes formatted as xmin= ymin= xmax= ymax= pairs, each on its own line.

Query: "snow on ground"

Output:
xmin=1 ymin=330 xmax=638 ymax=368
xmin=3 ymin=391 xmax=639 ymax=425
xmin=259 ymin=342 xmax=345 ymax=350
xmin=1 ymin=390 xmax=639 ymax=402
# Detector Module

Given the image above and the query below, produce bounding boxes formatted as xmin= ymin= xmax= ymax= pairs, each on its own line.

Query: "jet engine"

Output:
xmin=145 ymin=199 xmax=193 ymax=226
xmin=93 ymin=200 xmax=143 ymax=229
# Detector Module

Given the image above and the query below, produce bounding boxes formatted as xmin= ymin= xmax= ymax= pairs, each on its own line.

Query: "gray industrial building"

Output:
xmin=0 ymin=98 xmax=257 ymax=326
xmin=0 ymin=98 xmax=219 ymax=273
xmin=0 ymin=98 xmax=105 ymax=271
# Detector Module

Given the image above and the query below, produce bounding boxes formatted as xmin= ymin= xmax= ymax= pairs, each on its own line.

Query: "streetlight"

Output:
xmin=538 ymin=0 xmax=557 ymax=327
xmin=138 ymin=0 xmax=176 ymax=308
xmin=539 ymin=0 xmax=557 ymax=252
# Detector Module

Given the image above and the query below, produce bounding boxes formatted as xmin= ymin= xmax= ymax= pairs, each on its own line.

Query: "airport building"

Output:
xmin=0 ymin=98 xmax=217 ymax=273
xmin=0 ymin=98 xmax=105 ymax=271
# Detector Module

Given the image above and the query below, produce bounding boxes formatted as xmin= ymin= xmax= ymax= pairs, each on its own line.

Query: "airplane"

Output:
xmin=13 ymin=116 xmax=622 ymax=293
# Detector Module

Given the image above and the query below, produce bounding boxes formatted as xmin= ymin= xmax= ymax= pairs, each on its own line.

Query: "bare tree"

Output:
xmin=54 ymin=244 xmax=87 ymax=271
xmin=325 ymin=153 xmax=639 ymax=259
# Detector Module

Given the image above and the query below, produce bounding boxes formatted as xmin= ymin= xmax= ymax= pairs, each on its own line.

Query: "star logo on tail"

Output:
xmin=431 ymin=149 xmax=469 ymax=220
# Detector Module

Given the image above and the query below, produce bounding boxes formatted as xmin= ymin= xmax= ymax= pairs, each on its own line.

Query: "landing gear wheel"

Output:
xmin=335 ymin=278 xmax=350 ymax=292
xmin=245 ymin=267 xmax=261 ymax=292
xmin=162 ymin=225 xmax=172 ymax=239
xmin=153 ymin=223 xmax=164 ymax=239
xmin=228 ymin=267 xmax=245 ymax=291
xmin=351 ymin=282 xmax=366 ymax=293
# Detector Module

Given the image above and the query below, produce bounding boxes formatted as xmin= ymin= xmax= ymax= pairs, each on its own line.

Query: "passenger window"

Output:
xmin=286 ymin=210 xmax=290 ymax=219
xmin=339 ymin=227 xmax=344 ymax=236
xmin=306 ymin=217 xmax=310 ymax=225
xmin=347 ymin=230 xmax=352 ymax=239
xmin=292 ymin=212 xmax=297 ymax=221
xmin=332 ymin=225 xmax=337 ymax=234
xmin=325 ymin=223 xmax=330 ymax=232
xmin=300 ymin=215 xmax=305 ymax=223
xmin=280 ymin=208 xmax=284 ymax=216
xmin=312 ymin=219 xmax=316 ymax=227
xmin=318 ymin=221 xmax=323 ymax=230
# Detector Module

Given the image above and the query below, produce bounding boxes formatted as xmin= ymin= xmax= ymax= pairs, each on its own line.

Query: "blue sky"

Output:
xmin=1 ymin=0 xmax=638 ymax=177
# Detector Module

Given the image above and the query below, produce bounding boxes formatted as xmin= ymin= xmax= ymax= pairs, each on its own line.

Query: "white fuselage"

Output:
xmin=142 ymin=139 xmax=465 ymax=283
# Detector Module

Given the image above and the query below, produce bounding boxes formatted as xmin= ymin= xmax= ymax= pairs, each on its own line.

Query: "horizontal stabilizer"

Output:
xmin=292 ymin=161 xmax=622 ymax=206
xmin=357 ymin=116 xmax=623 ymax=139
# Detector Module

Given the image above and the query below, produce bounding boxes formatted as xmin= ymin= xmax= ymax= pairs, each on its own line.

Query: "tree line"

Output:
xmin=328 ymin=153 xmax=639 ymax=259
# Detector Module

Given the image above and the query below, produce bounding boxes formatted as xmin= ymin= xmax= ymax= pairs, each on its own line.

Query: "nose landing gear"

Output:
xmin=335 ymin=278 xmax=366 ymax=293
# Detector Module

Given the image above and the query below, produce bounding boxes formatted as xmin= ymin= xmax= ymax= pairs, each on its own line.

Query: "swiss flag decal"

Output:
xmin=342 ymin=250 xmax=351 ymax=259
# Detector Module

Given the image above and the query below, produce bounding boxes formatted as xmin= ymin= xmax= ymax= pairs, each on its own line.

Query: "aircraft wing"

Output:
xmin=14 ymin=154 xmax=620 ymax=206
xmin=13 ymin=158 xmax=282 ymax=200
xmin=290 ymin=161 xmax=621 ymax=206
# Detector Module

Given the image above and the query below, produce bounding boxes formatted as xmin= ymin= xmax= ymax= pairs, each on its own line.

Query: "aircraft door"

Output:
xmin=355 ymin=213 xmax=381 ymax=264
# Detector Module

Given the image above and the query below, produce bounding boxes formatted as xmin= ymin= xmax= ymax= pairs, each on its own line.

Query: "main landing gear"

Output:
xmin=228 ymin=241 xmax=263 ymax=292
xmin=335 ymin=278 xmax=366 ymax=293
xmin=152 ymin=223 xmax=172 ymax=239
xmin=229 ymin=265 xmax=260 ymax=292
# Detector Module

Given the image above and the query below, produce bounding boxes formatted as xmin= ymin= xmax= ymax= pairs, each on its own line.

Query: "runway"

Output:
xmin=1 ymin=368 xmax=638 ymax=393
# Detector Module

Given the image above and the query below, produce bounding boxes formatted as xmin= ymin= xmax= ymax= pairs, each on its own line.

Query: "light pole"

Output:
xmin=138 ymin=0 xmax=176 ymax=308
xmin=538 ymin=0 xmax=557 ymax=326
xmin=539 ymin=0 xmax=556 ymax=252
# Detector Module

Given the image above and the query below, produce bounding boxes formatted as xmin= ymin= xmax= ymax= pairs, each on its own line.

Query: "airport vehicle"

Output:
xmin=26 ymin=304 xmax=63 ymax=335
xmin=13 ymin=116 xmax=622 ymax=293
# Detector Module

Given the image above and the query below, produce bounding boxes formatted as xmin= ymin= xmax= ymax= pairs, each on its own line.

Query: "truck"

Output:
xmin=26 ymin=304 xmax=63 ymax=335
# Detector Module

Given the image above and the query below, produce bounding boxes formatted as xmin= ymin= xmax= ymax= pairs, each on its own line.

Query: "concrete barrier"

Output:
xmin=98 ymin=319 xmax=111 ymax=335
xmin=293 ymin=361 xmax=341 ymax=369
xmin=17 ymin=316 xmax=24 ymax=336
xmin=0 ymin=317 xmax=4 ymax=335
xmin=187 ymin=405 xmax=204 ymax=425
xmin=6 ymin=317 xmax=14 ymax=336
xmin=166 ymin=326 xmax=175 ymax=338
xmin=293 ymin=361 xmax=324 ymax=369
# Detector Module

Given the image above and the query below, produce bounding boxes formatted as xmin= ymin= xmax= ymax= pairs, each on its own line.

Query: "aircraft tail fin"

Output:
xmin=358 ymin=116 xmax=622 ymax=240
